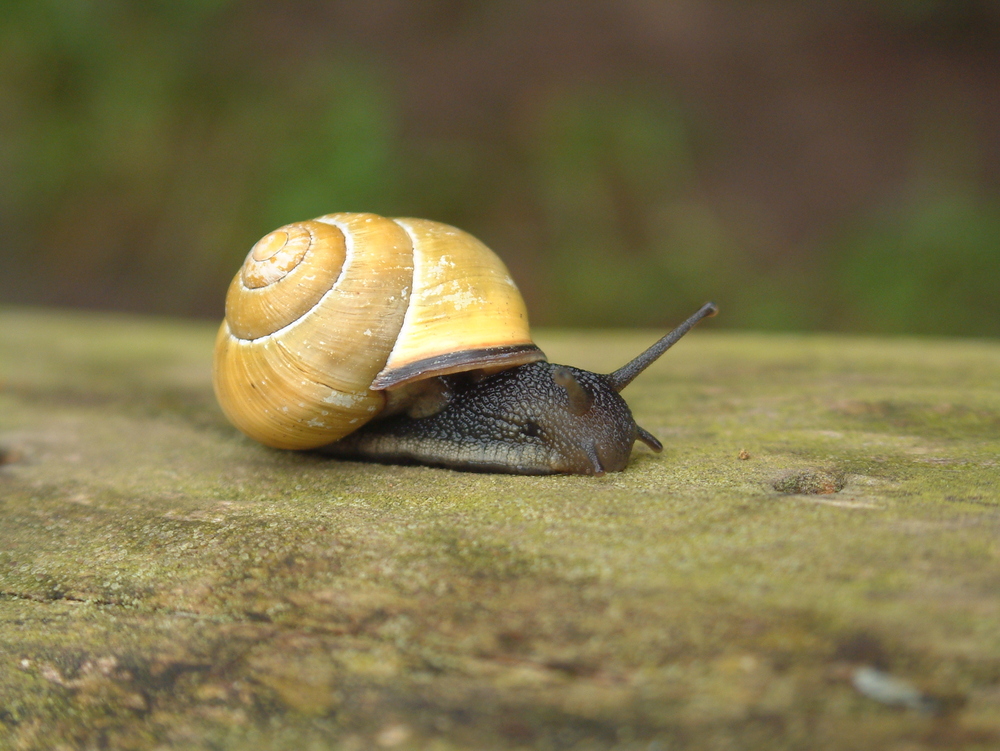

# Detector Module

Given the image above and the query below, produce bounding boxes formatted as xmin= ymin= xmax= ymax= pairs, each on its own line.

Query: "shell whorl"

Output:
xmin=213 ymin=212 xmax=544 ymax=450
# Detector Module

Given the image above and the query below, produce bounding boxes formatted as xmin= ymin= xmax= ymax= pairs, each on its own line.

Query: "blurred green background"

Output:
xmin=2 ymin=0 xmax=999 ymax=334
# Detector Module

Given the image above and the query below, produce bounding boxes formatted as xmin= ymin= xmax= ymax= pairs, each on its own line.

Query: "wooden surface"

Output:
xmin=1 ymin=308 xmax=999 ymax=750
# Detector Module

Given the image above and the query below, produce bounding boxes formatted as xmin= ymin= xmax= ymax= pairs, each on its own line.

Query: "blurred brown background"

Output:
xmin=2 ymin=0 xmax=999 ymax=334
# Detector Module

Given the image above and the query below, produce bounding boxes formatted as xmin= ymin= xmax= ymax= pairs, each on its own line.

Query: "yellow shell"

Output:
xmin=212 ymin=212 xmax=544 ymax=450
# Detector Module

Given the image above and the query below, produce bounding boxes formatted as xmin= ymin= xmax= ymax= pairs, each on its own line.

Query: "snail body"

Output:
xmin=213 ymin=212 xmax=716 ymax=475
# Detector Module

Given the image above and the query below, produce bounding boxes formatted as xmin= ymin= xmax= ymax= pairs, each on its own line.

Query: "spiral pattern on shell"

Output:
xmin=213 ymin=212 xmax=543 ymax=450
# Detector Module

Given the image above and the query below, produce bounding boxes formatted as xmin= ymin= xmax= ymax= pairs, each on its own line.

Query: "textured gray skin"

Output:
xmin=322 ymin=303 xmax=715 ymax=476
xmin=320 ymin=363 xmax=642 ymax=475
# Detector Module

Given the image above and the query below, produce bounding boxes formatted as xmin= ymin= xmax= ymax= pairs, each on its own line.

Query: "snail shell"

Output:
xmin=212 ymin=212 xmax=545 ymax=450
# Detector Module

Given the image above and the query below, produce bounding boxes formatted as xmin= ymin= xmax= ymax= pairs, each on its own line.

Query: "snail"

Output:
xmin=213 ymin=212 xmax=716 ymax=476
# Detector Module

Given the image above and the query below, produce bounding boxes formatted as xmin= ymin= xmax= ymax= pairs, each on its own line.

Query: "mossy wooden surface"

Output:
xmin=1 ymin=308 xmax=998 ymax=751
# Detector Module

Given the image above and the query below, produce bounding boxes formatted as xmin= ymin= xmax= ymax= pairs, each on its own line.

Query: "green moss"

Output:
xmin=2 ymin=309 xmax=1000 ymax=749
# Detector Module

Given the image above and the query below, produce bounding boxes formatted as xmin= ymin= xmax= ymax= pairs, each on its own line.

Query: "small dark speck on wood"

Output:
xmin=0 ymin=446 xmax=22 ymax=466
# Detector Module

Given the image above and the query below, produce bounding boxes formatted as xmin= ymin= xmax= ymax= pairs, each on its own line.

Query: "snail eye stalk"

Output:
xmin=606 ymin=303 xmax=717 ymax=393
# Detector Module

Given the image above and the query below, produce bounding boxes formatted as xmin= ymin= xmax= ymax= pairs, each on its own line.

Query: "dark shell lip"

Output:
xmin=372 ymin=344 xmax=546 ymax=390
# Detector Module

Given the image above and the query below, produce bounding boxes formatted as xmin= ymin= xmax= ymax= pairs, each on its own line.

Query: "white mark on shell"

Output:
xmin=322 ymin=391 xmax=365 ymax=407
xmin=438 ymin=290 xmax=485 ymax=311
